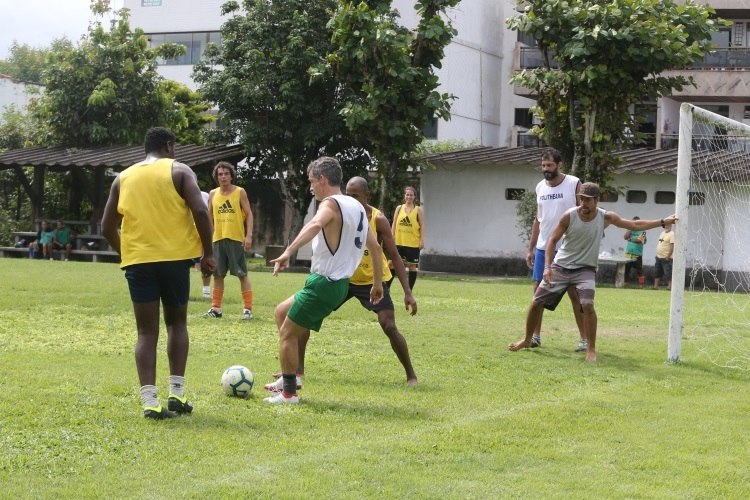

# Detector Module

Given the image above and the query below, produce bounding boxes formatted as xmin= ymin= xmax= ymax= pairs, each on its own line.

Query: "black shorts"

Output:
xmin=338 ymin=283 xmax=394 ymax=312
xmin=396 ymin=245 xmax=420 ymax=265
xmin=124 ymin=260 xmax=192 ymax=307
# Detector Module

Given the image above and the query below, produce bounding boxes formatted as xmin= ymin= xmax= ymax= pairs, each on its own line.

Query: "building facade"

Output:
xmin=122 ymin=0 xmax=530 ymax=148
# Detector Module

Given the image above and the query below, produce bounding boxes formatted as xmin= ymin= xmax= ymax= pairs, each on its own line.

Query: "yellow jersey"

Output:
xmin=211 ymin=187 xmax=247 ymax=243
xmin=350 ymin=208 xmax=392 ymax=285
xmin=117 ymin=158 xmax=201 ymax=267
xmin=394 ymin=204 xmax=421 ymax=247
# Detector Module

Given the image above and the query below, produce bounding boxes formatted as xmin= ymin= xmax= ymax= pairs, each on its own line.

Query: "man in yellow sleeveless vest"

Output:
xmin=101 ymin=127 xmax=216 ymax=419
xmin=264 ymin=176 xmax=418 ymax=393
xmin=205 ymin=161 xmax=255 ymax=320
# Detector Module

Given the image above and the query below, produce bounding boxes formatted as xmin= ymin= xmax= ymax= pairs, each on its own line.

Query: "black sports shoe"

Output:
xmin=204 ymin=308 xmax=222 ymax=318
xmin=143 ymin=405 xmax=177 ymax=420
xmin=167 ymin=395 xmax=193 ymax=415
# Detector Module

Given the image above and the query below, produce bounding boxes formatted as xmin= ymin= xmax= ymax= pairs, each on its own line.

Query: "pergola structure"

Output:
xmin=0 ymin=144 xmax=245 ymax=232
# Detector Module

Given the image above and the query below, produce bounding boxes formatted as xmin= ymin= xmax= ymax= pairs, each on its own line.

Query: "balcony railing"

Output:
xmin=519 ymin=47 xmax=750 ymax=70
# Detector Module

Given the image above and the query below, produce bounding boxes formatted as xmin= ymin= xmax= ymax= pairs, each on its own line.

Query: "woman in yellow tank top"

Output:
xmin=391 ymin=186 xmax=424 ymax=289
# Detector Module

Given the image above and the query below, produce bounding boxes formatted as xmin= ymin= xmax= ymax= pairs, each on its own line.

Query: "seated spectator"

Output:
xmin=29 ymin=219 xmax=55 ymax=259
xmin=51 ymin=219 xmax=74 ymax=261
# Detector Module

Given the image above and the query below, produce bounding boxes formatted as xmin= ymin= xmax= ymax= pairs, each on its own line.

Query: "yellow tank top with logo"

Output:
xmin=394 ymin=204 xmax=421 ymax=247
xmin=211 ymin=187 xmax=247 ymax=243
xmin=117 ymin=158 xmax=201 ymax=267
xmin=350 ymin=208 xmax=392 ymax=285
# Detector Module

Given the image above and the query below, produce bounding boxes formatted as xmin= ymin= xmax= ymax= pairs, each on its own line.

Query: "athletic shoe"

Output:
xmin=143 ymin=405 xmax=177 ymax=420
xmin=204 ymin=308 xmax=222 ymax=318
xmin=264 ymin=375 xmax=303 ymax=393
xmin=242 ymin=309 xmax=253 ymax=321
xmin=167 ymin=395 xmax=193 ymax=415
xmin=530 ymin=335 xmax=542 ymax=348
xmin=574 ymin=339 xmax=588 ymax=352
xmin=263 ymin=392 xmax=299 ymax=404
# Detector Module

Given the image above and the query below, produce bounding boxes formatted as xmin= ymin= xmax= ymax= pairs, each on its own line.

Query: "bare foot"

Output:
xmin=407 ymin=378 xmax=418 ymax=387
xmin=585 ymin=352 xmax=597 ymax=363
xmin=508 ymin=339 xmax=531 ymax=351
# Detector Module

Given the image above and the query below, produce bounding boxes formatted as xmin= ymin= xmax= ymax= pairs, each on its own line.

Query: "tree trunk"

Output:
xmin=378 ymin=158 xmax=398 ymax=212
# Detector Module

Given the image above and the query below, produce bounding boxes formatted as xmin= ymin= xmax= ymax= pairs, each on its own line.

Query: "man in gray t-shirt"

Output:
xmin=509 ymin=182 xmax=678 ymax=363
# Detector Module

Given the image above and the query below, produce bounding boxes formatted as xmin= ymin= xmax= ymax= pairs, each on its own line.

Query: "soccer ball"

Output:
xmin=221 ymin=365 xmax=254 ymax=398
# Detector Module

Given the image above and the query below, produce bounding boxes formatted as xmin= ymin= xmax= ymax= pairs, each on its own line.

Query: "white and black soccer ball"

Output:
xmin=221 ymin=365 xmax=254 ymax=398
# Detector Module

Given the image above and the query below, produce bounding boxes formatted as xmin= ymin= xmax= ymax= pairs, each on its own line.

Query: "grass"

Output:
xmin=0 ymin=259 xmax=748 ymax=499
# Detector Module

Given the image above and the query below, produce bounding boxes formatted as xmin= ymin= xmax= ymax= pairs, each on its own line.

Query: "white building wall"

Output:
xmin=422 ymin=165 xmax=683 ymax=268
xmin=125 ymin=0 xmax=229 ymax=33
xmin=0 ymin=75 xmax=40 ymax=114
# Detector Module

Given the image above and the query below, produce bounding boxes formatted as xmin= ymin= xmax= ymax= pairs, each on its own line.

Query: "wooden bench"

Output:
xmin=0 ymin=246 xmax=119 ymax=263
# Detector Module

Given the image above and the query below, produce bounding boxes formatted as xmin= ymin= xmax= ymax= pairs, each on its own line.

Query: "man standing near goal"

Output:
xmin=101 ymin=127 xmax=216 ymax=419
xmin=266 ymin=157 xmax=384 ymax=404
xmin=509 ymin=182 xmax=678 ymax=362
xmin=525 ymin=148 xmax=586 ymax=351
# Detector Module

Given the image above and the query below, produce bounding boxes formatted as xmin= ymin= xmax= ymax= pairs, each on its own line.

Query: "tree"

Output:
xmin=25 ymin=0 xmax=212 ymax=220
xmin=32 ymin=4 xmax=208 ymax=147
xmin=320 ymin=0 xmax=459 ymax=213
xmin=507 ymin=0 xmax=719 ymax=186
xmin=0 ymin=40 xmax=73 ymax=84
xmin=193 ymin=0 xmax=369 ymax=245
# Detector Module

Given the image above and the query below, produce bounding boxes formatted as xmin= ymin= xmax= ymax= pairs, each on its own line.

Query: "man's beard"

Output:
xmin=543 ymin=170 xmax=559 ymax=181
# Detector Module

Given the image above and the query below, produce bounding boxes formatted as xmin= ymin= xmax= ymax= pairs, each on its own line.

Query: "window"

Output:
xmin=655 ymin=191 xmax=676 ymax=204
xmin=626 ymin=190 xmax=647 ymax=203
xmin=689 ymin=192 xmax=705 ymax=206
xmin=514 ymin=108 xmax=533 ymax=129
xmin=423 ymin=117 xmax=438 ymax=140
xmin=600 ymin=190 xmax=618 ymax=203
xmin=506 ymin=188 xmax=526 ymax=200
xmin=149 ymin=31 xmax=222 ymax=65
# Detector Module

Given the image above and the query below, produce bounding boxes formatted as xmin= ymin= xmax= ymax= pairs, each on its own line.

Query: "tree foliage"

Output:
xmin=193 ymin=0 xmax=370 ymax=242
xmin=0 ymin=40 xmax=73 ymax=84
xmin=507 ymin=0 xmax=719 ymax=186
xmin=320 ymin=0 xmax=459 ymax=213
xmin=30 ymin=4 xmax=210 ymax=148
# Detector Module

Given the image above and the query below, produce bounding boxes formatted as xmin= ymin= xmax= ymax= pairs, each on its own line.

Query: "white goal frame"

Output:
xmin=668 ymin=103 xmax=750 ymax=362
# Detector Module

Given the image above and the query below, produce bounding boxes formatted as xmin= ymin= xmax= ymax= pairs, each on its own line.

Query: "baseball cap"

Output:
xmin=579 ymin=182 xmax=600 ymax=198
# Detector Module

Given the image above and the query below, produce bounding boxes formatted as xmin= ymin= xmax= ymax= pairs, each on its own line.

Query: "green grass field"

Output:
xmin=0 ymin=259 xmax=748 ymax=499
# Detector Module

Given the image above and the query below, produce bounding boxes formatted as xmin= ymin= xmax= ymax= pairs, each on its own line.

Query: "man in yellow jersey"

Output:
xmin=101 ymin=127 xmax=216 ymax=419
xmin=205 ymin=161 xmax=255 ymax=320
xmin=264 ymin=176 xmax=418 ymax=393
xmin=265 ymin=157 xmax=385 ymax=404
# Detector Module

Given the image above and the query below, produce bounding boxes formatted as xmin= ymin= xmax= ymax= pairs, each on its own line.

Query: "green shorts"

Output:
xmin=288 ymin=273 xmax=349 ymax=332
xmin=213 ymin=239 xmax=248 ymax=278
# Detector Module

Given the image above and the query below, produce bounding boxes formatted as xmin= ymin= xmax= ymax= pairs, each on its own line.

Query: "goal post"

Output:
xmin=669 ymin=102 xmax=750 ymax=365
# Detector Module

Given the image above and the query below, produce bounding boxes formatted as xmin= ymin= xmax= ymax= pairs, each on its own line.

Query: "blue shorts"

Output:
xmin=124 ymin=260 xmax=192 ymax=307
xmin=532 ymin=248 xmax=547 ymax=282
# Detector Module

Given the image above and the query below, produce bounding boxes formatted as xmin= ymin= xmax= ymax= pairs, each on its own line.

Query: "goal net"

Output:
xmin=669 ymin=103 xmax=750 ymax=368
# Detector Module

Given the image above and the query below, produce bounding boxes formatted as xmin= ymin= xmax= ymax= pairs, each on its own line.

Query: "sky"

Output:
xmin=0 ymin=0 xmax=123 ymax=59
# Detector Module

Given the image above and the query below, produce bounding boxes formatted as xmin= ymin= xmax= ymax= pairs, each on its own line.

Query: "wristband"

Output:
xmin=660 ymin=218 xmax=665 ymax=228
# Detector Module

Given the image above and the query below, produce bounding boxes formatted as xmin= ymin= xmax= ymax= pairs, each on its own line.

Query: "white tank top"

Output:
xmin=554 ymin=207 xmax=606 ymax=269
xmin=536 ymin=174 xmax=580 ymax=250
xmin=311 ymin=194 xmax=368 ymax=281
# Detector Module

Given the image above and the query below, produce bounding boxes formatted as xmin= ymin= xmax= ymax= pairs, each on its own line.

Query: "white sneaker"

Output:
xmin=264 ymin=375 xmax=302 ymax=393
xmin=242 ymin=309 xmax=253 ymax=321
xmin=264 ymin=392 xmax=299 ymax=404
